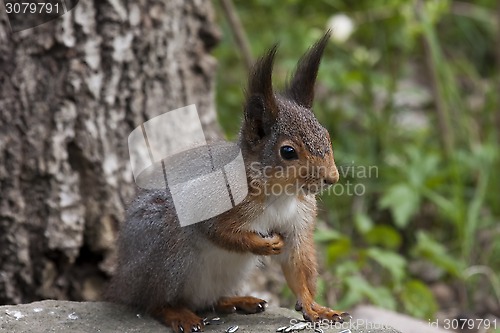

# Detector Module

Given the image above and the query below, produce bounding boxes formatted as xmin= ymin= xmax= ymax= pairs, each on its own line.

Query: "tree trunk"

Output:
xmin=0 ymin=0 xmax=220 ymax=304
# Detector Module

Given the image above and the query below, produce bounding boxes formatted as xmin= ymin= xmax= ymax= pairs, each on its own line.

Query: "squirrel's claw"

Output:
xmin=216 ymin=296 xmax=268 ymax=314
xmin=248 ymin=232 xmax=284 ymax=255
xmin=255 ymin=301 xmax=266 ymax=312
xmin=295 ymin=301 xmax=303 ymax=311
xmin=176 ymin=321 xmax=204 ymax=333
xmin=341 ymin=312 xmax=352 ymax=320
xmin=153 ymin=306 xmax=204 ymax=333
xmin=300 ymin=303 xmax=349 ymax=323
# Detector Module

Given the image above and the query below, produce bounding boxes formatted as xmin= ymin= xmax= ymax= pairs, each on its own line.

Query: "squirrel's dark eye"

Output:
xmin=280 ymin=146 xmax=298 ymax=160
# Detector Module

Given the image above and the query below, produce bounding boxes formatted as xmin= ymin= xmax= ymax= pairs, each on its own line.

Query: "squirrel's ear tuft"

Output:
xmin=243 ymin=45 xmax=279 ymax=143
xmin=285 ymin=31 xmax=331 ymax=109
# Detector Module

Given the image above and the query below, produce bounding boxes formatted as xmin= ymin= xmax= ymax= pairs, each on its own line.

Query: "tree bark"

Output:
xmin=0 ymin=0 xmax=220 ymax=304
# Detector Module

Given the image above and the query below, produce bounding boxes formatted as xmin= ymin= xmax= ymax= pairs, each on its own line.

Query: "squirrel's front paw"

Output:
xmin=248 ymin=232 xmax=284 ymax=255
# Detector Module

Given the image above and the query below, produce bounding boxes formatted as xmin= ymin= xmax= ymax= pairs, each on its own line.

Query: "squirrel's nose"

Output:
xmin=323 ymin=172 xmax=339 ymax=186
xmin=323 ymin=170 xmax=339 ymax=186
xmin=323 ymin=179 xmax=334 ymax=186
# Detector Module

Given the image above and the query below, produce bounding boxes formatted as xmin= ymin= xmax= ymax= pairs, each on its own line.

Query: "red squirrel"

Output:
xmin=107 ymin=32 xmax=346 ymax=332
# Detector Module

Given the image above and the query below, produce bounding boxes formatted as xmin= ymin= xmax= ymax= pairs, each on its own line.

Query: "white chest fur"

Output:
xmin=248 ymin=194 xmax=315 ymax=237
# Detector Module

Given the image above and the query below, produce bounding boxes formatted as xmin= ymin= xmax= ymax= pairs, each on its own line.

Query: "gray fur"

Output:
xmin=106 ymin=187 xmax=200 ymax=312
xmin=272 ymin=96 xmax=331 ymax=157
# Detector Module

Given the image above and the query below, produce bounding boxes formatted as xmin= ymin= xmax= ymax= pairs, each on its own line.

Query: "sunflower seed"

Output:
xmin=314 ymin=328 xmax=324 ymax=333
xmin=284 ymin=322 xmax=309 ymax=332
xmin=276 ymin=326 xmax=288 ymax=332
xmin=292 ymin=322 xmax=309 ymax=330
xmin=226 ymin=325 xmax=239 ymax=333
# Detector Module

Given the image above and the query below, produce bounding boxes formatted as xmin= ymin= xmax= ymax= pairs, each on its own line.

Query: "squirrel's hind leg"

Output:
xmin=215 ymin=296 xmax=267 ymax=314
xmin=153 ymin=306 xmax=204 ymax=333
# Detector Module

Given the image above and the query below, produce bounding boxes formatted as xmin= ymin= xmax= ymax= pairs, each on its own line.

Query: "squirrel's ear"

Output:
xmin=285 ymin=31 xmax=331 ymax=109
xmin=243 ymin=45 xmax=279 ymax=143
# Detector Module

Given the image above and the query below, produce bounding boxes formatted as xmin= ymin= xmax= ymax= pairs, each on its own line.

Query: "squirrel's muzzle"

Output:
xmin=321 ymin=148 xmax=339 ymax=187
xmin=323 ymin=164 xmax=339 ymax=186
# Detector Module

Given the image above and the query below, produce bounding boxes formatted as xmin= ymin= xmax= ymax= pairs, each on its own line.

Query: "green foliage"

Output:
xmin=380 ymin=183 xmax=421 ymax=228
xmin=340 ymin=275 xmax=397 ymax=310
xmin=412 ymin=231 xmax=464 ymax=277
xmin=213 ymin=0 xmax=500 ymax=320
xmin=400 ymin=280 xmax=438 ymax=319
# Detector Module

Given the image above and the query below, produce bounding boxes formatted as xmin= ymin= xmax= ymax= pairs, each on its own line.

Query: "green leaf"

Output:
xmin=400 ymin=280 xmax=438 ymax=320
xmin=334 ymin=261 xmax=361 ymax=277
xmin=314 ymin=229 xmax=343 ymax=243
xmin=326 ymin=237 xmax=351 ymax=264
xmin=380 ymin=184 xmax=420 ymax=228
xmin=340 ymin=275 xmax=397 ymax=310
xmin=338 ymin=275 xmax=365 ymax=309
xmin=368 ymin=286 xmax=398 ymax=311
xmin=366 ymin=247 xmax=407 ymax=284
xmin=364 ymin=225 xmax=402 ymax=250
xmin=354 ymin=212 xmax=373 ymax=234
xmin=412 ymin=231 xmax=463 ymax=277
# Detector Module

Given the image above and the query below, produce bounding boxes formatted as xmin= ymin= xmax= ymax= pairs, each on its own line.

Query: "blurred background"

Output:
xmin=214 ymin=0 xmax=500 ymax=326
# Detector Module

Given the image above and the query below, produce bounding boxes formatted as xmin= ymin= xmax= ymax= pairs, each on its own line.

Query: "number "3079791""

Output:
xmin=5 ymin=2 xmax=60 ymax=14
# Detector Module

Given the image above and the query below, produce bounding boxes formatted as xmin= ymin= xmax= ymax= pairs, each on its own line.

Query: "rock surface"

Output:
xmin=0 ymin=300 xmax=402 ymax=333
xmin=352 ymin=305 xmax=449 ymax=333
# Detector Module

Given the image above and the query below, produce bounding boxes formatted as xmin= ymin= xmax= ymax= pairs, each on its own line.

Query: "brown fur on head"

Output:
xmin=240 ymin=32 xmax=339 ymax=195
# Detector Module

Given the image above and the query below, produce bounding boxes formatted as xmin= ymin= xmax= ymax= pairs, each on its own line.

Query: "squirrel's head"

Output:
xmin=240 ymin=33 xmax=339 ymax=196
